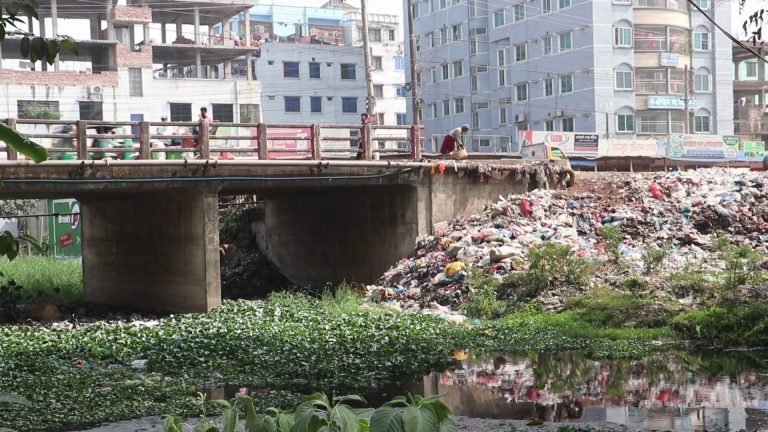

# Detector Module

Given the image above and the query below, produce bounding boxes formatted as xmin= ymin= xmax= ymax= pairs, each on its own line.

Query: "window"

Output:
xmin=443 ymin=99 xmax=451 ymax=116
xmin=515 ymin=44 xmax=527 ymax=62
xmin=476 ymin=64 xmax=488 ymax=72
xmin=372 ymin=56 xmax=383 ymax=70
xmin=374 ymin=85 xmax=384 ymax=98
xmin=499 ymin=136 xmax=511 ymax=152
xmin=169 ymin=103 xmax=190 ymax=122
xmin=240 ymin=104 xmax=260 ymax=123
xmin=389 ymin=29 xmax=396 ymax=40
xmin=559 ymin=0 xmax=571 ymax=8
xmin=746 ymin=61 xmax=758 ymax=78
xmin=283 ymin=61 xmax=300 ymax=78
xmin=513 ymin=4 xmax=525 ymax=21
xmin=694 ymin=109 xmax=710 ymax=132
xmin=310 ymin=96 xmax=322 ymax=113
xmin=559 ymin=32 xmax=572 ymax=51
xmin=454 ymin=97 xmax=465 ymax=114
xmin=431 ymin=103 xmax=438 ymax=118
xmin=377 ymin=113 xmax=385 ymax=125
xmin=453 ymin=60 xmax=464 ymax=77
xmin=560 ymin=74 xmax=574 ymax=94
xmin=693 ymin=28 xmax=710 ymax=51
xmin=498 ymin=68 xmax=507 ymax=87
xmin=543 ymin=36 xmax=553 ymax=55
xmin=368 ymin=28 xmax=382 ymax=42
xmin=469 ymin=0 xmax=476 ymax=16
xmin=561 ymin=117 xmax=574 ymax=131
xmin=342 ymin=97 xmax=358 ymax=113
xmin=695 ymin=0 xmax=709 ymax=9
xmin=397 ymin=86 xmax=407 ymax=97
xmin=396 ymin=113 xmax=407 ymax=125
xmin=543 ymin=0 xmax=552 ymax=13
xmin=441 ymin=63 xmax=450 ymax=80
xmin=472 ymin=111 xmax=480 ymax=128
xmin=128 ymin=68 xmax=143 ymax=97
xmin=544 ymin=78 xmax=554 ymax=96
xmin=616 ymin=112 xmax=635 ymax=132
xmin=211 ymin=104 xmax=233 ymax=122
xmin=614 ymin=26 xmax=632 ymax=47
xmin=341 ymin=63 xmax=356 ymax=79
xmin=615 ymin=69 xmax=633 ymax=90
xmin=395 ymin=57 xmax=407 ymax=71
xmin=497 ymin=49 xmax=506 ymax=67
xmin=694 ymin=68 xmax=711 ymax=92
xmin=515 ymin=83 xmax=529 ymax=101
xmin=493 ymin=10 xmax=505 ymax=27
xmin=309 ymin=62 xmax=321 ymax=78
xmin=471 ymin=74 xmax=479 ymax=91
xmin=17 ymin=100 xmax=60 ymax=119
xmin=440 ymin=27 xmax=448 ymax=45
xmin=470 ymin=37 xmax=478 ymax=55
xmin=452 ymin=24 xmax=462 ymax=41
xmin=284 ymin=96 xmax=301 ymax=113
xmin=499 ymin=107 xmax=508 ymax=125
xmin=545 ymin=119 xmax=555 ymax=131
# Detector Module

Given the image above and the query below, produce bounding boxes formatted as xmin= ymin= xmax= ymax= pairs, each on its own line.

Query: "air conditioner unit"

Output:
xmin=555 ymin=109 xmax=563 ymax=117
xmin=514 ymin=113 xmax=526 ymax=122
xmin=88 ymin=86 xmax=103 ymax=101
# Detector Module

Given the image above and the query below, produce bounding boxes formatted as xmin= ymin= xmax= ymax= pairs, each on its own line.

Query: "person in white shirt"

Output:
xmin=440 ymin=124 xmax=469 ymax=155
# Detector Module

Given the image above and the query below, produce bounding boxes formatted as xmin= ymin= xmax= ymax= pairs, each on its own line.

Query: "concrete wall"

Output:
xmin=80 ymin=188 xmax=221 ymax=312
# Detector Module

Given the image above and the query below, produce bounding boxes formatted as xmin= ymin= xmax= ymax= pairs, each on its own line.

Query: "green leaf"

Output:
xmin=416 ymin=395 xmax=443 ymax=406
xmin=60 ymin=36 xmax=78 ymax=55
xmin=18 ymin=234 xmax=43 ymax=255
xmin=422 ymin=401 xmax=451 ymax=424
xmin=438 ymin=418 xmax=457 ymax=432
xmin=0 ymin=122 xmax=49 ymax=162
xmin=0 ymin=393 xmax=31 ymax=406
xmin=333 ymin=395 xmax=366 ymax=405
xmin=5 ymin=3 xmax=20 ymax=16
xmin=238 ymin=394 xmax=259 ymax=431
xmin=370 ymin=406 xmax=404 ymax=432
xmin=404 ymin=406 xmax=438 ymax=432
xmin=278 ymin=413 xmax=296 ymax=432
xmin=359 ymin=419 xmax=370 ymax=432
xmin=162 ymin=415 xmax=184 ymax=432
xmin=30 ymin=37 xmax=46 ymax=63
xmin=193 ymin=420 xmax=219 ymax=432
xmin=0 ymin=24 xmax=6 ymax=41
xmin=45 ymin=39 xmax=59 ymax=64
xmin=303 ymin=392 xmax=330 ymax=411
xmin=20 ymin=36 xmax=31 ymax=59
xmin=384 ymin=396 xmax=407 ymax=407
xmin=334 ymin=405 xmax=359 ymax=432
xmin=222 ymin=407 xmax=239 ymax=432
xmin=0 ymin=231 xmax=20 ymax=261
xmin=19 ymin=3 xmax=39 ymax=20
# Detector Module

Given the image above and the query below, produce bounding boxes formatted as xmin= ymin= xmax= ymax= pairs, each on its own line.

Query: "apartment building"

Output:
xmin=0 ymin=0 xmax=262 ymax=126
xmin=407 ymin=0 xmax=733 ymax=152
xmin=230 ymin=2 xmax=407 ymax=130
xmin=733 ymin=42 xmax=768 ymax=142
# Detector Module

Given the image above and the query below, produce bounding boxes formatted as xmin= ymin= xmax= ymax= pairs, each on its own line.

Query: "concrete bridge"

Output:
xmin=0 ymin=120 xmax=572 ymax=312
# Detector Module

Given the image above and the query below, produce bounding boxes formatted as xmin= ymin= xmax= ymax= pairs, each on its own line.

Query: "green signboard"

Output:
xmin=47 ymin=199 xmax=82 ymax=257
xmin=743 ymin=141 xmax=766 ymax=159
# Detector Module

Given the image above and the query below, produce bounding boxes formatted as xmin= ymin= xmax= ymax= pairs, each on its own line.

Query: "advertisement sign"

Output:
xmin=742 ymin=141 xmax=765 ymax=160
xmin=574 ymin=134 xmax=599 ymax=153
xmin=518 ymin=131 xmax=575 ymax=153
xmin=47 ymin=199 xmax=82 ymax=257
xmin=660 ymin=52 xmax=680 ymax=67
xmin=667 ymin=134 xmax=736 ymax=161
xmin=605 ymin=139 xmax=666 ymax=157
xmin=647 ymin=96 xmax=695 ymax=110
xmin=266 ymin=127 xmax=311 ymax=160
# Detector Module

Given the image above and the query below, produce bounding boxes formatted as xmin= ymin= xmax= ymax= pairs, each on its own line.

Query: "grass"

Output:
xmin=0 ymin=256 xmax=83 ymax=304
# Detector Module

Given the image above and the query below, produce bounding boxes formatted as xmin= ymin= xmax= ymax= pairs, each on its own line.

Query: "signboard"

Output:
xmin=574 ymin=134 xmax=599 ymax=153
xmin=605 ymin=139 xmax=666 ymax=157
xmin=266 ymin=127 xmax=311 ymax=160
xmin=667 ymin=134 xmax=737 ymax=161
xmin=742 ymin=140 xmax=765 ymax=160
xmin=660 ymin=52 xmax=679 ymax=67
xmin=647 ymin=95 xmax=695 ymax=110
xmin=518 ymin=131 xmax=575 ymax=153
xmin=47 ymin=199 xmax=82 ymax=257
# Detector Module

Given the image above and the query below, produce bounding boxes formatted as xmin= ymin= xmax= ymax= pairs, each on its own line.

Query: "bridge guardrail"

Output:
xmin=1 ymin=119 xmax=425 ymax=161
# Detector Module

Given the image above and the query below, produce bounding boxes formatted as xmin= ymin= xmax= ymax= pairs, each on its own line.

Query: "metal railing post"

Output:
xmin=76 ymin=120 xmax=88 ymax=160
xmin=140 ymin=121 xmax=151 ymax=160
xmin=6 ymin=119 xmax=18 ymax=161
xmin=364 ymin=123 xmax=372 ymax=160
xmin=199 ymin=120 xmax=210 ymax=159
xmin=311 ymin=124 xmax=321 ymax=159
xmin=257 ymin=123 xmax=268 ymax=160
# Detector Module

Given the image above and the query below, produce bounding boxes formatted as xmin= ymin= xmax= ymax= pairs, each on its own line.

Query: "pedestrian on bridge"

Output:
xmin=440 ymin=125 xmax=469 ymax=158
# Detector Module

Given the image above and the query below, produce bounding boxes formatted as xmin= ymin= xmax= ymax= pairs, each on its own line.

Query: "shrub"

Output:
xmin=600 ymin=225 xmax=623 ymax=263
xmin=642 ymin=246 xmax=668 ymax=274
xmin=671 ymin=304 xmax=768 ymax=348
xmin=461 ymin=268 xmax=505 ymax=319
xmin=500 ymin=243 xmax=593 ymax=300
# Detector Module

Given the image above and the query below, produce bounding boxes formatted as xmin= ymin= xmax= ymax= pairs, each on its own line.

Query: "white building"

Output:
xmin=407 ymin=0 xmax=733 ymax=152
xmin=0 ymin=0 xmax=262 ymax=129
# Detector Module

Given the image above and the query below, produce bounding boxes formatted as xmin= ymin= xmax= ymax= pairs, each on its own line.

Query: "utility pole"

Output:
xmin=683 ymin=64 xmax=690 ymax=134
xmin=407 ymin=0 xmax=420 ymax=126
xmin=361 ymin=0 xmax=375 ymax=116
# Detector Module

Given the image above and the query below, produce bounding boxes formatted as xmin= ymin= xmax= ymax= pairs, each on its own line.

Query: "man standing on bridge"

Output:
xmin=440 ymin=125 xmax=469 ymax=157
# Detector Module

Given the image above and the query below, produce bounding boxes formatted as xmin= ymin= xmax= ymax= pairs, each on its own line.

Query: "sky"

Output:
xmin=262 ymin=0 xmax=403 ymax=17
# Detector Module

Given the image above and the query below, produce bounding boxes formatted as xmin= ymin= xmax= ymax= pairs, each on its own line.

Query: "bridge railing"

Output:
xmin=0 ymin=119 xmax=425 ymax=161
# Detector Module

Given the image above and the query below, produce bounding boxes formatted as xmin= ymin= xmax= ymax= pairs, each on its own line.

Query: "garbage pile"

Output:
xmin=367 ymin=168 xmax=768 ymax=317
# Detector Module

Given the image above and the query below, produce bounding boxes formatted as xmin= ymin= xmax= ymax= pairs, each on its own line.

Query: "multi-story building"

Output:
xmin=407 ymin=0 xmax=733 ymax=152
xmin=733 ymin=42 xmax=768 ymax=142
xmin=0 ymin=0 xmax=262 ymax=126
xmin=229 ymin=2 xmax=407 ymax=131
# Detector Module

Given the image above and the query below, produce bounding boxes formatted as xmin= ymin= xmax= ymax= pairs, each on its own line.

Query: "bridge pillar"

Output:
xmin=80 ymin=188 xmax=221 ymax=312
xmin=260 ymin=186 xmax=419 ymax=287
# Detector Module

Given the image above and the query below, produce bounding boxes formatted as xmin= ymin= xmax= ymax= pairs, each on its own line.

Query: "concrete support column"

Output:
xmin=51 ymin=0 xmax=60 ymax=71
xmin=176 ymin=22 xmax=183 ymax=42
xmin=39 ymin=17 xmax=48 ymax=71
xmin=224 ymin=59 xmax=231 ymax=78
xmin=90 ymin=15 xmax=100 ymax=40
xmin=161 ymin=22 xmax=167 ymax=43
xmin=222 ymin=19 xmax=231 ymax=46
xmin=260 ymin=186 xmax=419 ymax=286
xmin=143 ymin=23 xmax=150 ymax=45
xmin=81 ymin=187 xmax=221 ymax=312
xmin=243 ymin=13 xmax=250 ymax=47
xmin=195 ymin=51 xmax=202 ymax=78
xmin=245 ymin=53 xmax=252 ymax=81
xmin=193 ymin=5 xmax=200 ymax=44
xmin=105 ymin=0 xmax=115 ymax=41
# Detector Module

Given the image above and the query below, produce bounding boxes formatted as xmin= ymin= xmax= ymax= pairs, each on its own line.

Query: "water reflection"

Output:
xmin=397 ymin=351 xmax=768 ymax=431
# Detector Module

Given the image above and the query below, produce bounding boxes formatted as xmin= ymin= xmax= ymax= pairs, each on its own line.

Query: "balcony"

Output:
xmin=634 ymin=36 xmax=667 ymax=51
xmin=637 ymin=81 xmax=667 ymax=93
xmin=636 ymin=119 xmax=685 ymax=134
xmin=635 ymin=0 xmax=688 ymax=12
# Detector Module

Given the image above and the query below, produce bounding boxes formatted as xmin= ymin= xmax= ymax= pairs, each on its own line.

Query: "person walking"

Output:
xmin=440 ymin=124 xmax=469 ymax=157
